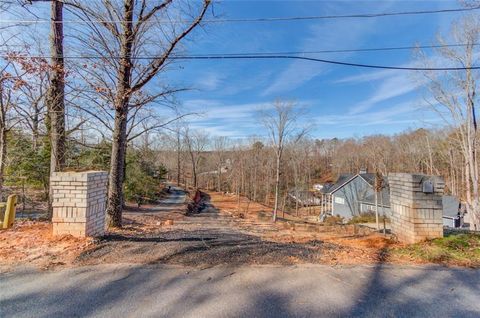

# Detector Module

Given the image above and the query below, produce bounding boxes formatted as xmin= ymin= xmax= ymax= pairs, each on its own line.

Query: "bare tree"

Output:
xmin=67 ymin=0 xmax=211 ymax=227
xmin=45 ymin=0 xmax=66 ymax=178
xmin=261 ymin=100 xmax=307 ymax=222
xmin=419 ymin=14 xmax=480 ymax=230
xmin=183 ymin=127 xmax=208 ymax=189
xmin=213 ymin=136 xmax=228 ymax=191
xmin=0 ymin=60 xmax=24 ymax=199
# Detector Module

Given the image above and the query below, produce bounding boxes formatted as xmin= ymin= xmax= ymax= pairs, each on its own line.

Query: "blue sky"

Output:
xmin=164 ymin=0 xmax=465 ymax=139
xmin=2 ymin=0 xmax=469 ymax=139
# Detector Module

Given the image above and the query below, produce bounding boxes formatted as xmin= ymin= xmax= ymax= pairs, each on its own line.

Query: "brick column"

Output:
xmin=389 ymin=173 xmax=444 ymax=243
xmin=51 ymin=171 xmax=108 ymax=237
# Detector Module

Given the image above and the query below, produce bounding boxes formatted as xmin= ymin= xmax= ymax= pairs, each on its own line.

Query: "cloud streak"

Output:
xmin=315 ymin=98 xmax=436 ymax=128
xmin=262 ymin=2 xmax=394 ymax=96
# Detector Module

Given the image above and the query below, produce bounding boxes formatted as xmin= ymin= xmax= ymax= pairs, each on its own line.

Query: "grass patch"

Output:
xmin=392 ymin=232 xmax=480 ymax=267
xmin=348 ymin=212 xmax=390 ymax=224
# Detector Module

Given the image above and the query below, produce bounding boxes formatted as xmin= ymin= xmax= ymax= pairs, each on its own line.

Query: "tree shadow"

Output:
xmin=342 ymin=244 xmax=480 ymax=317
xmin=2 ymin=258 xmax=479 ymax=317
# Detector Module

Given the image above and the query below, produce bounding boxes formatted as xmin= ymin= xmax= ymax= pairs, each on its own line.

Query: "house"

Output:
xmin=321 ymin=172 xmax=464 ymax=227
xmin=358 ymin=187 xmax=391 ymax=215
xmin=321 ymin=172 xmax=389 ymax=219
xmin=442 ymin=195 xmax=464 ymax=228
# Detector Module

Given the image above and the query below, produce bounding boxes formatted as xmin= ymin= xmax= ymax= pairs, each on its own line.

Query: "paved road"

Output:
xmin=158 ymin=187 xmax=186 ymax=206
xmin=1 ymin=264 xmax=479 ymax=317
xmin=125 ymin=186 xmax=187 ymax=214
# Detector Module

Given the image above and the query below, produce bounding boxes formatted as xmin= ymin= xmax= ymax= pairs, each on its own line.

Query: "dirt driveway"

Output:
xmin=1 ymin=186 xmax=397 ymax=271
xmin=77 ymin=187 xmax=362 ymax=267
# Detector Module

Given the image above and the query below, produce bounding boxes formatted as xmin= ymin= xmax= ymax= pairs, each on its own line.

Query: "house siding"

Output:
xmin=360 ymin=203 xmax=391 ymax=216
xmin=332 ymin=176 xmax=374 ymax=219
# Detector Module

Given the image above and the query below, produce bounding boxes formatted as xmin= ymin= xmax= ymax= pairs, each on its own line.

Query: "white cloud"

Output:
xmin=334 ymin=68 xmax=395 ymax=84
xmin=197 ymin=72 xmax=224 ymax=91
xmin=348 ymin=73 xmax=426 ymax=115
xmin=315 ymin=99 xmax=436 ymax=127
xmin=183 ymin=99 xmax=314 ymax=137
xmin=182 ymin=99 xmax=273 ymax=137
xmin=183 ymin=99 xmax=274 ymax=122
xmin=262 ymin=2 xmax=395 ymax=96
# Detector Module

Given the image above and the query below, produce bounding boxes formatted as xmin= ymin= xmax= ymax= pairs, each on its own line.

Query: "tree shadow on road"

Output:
xmin=342 ymin=245 xmax=480 ymax=317
xmin=2 ymin=255 xmax=480 ymax=318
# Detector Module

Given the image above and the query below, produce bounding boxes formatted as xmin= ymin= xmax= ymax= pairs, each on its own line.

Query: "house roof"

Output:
xmin=358 ymin=173 xmax=375 ymax=187
xmin=325 ymin=173 xmax=387 ymax=194
xmin=323 ymin=174 xmax=355 ymax=194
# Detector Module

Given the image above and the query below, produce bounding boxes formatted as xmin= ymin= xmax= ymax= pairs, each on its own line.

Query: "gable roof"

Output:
xmin=324 ymin=174 xmax=355 ymax=194
xmin=325 ymin=173 xmax=388 ymax=195
xmin=358 ymin=173 xmax=375 ymax=187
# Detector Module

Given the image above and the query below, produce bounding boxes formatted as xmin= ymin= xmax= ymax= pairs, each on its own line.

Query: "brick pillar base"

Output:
xmin=389 ymin=173 xmax=444 ymax=243
xmin=51 ymin=171 xmax=108 ymax=237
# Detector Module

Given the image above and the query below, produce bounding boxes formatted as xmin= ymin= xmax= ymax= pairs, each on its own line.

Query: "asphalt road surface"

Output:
xmin=1 ymin=263 xmax=479 ymax=317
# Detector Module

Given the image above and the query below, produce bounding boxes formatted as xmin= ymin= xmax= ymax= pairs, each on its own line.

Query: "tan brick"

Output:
xmin=52 ymin=171 xmax=108 ymax=238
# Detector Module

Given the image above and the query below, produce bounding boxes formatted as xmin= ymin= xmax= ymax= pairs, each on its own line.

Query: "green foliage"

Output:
xmin=3 ymin=130 xmax=170 ymax=207
xmin=392 ymin=232 xmax=480 ymax=267
xmin=124 ymin=148 xmax=167 ymax=204
xmin=69 ymin=139 xmax=111 ymax=170
xmin=348 ymin=212 xmax=390 ymax=224
xmin=5 ymin=131 xmax=50 ymax=192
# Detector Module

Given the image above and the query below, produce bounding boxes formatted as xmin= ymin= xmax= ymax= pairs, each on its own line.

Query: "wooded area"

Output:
xmin=0 ymin=1 xmax=480 ymax=230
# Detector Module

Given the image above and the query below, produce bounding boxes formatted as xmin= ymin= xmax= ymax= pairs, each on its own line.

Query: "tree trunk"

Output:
xmin=105 ymin=0 xmax=134 ymax=228
xmin=191 ymin=154 xmax=197 ymax=188
xmin=0 ymin=127 xmax=6 ymax=201
xmin=47 ymin=0 xmax=66 ymax=219
xmin=218 ymin=166 xmax=222 ymax=192
xmin=106 ymin=107 xmax=128 ymax=227
xmin=252 ymin=162 xmax=257 ymax=202
xmin=375 ymin=191 xmax=379 ymax=230
xmin=273 ymin=153 xmax=281 ymax=222
xmin=281 ymin=190 xmax=287 ymax=219
xmin=32 ymin=102 xmax=40 ymax=151
xmin=176 ymin=131 xmax=181 ymax=186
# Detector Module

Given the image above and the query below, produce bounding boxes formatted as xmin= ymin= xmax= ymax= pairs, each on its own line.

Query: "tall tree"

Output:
xmin=0 ymin=61 xmax=23 ymax=200
xmin=69 ymin=0 xmax=211 ymax=227
xmin=213 ymin=136 xmax=228 ymax=191
xmin=420 ymin=14 xmax=480 ymax=230
xmin=183 ymin=127 xmax=208 ymax=188
xmin=261 ymin=100 xmax=307 ymax=222
xmin=47 ymin=0 xmax=66 ymax=171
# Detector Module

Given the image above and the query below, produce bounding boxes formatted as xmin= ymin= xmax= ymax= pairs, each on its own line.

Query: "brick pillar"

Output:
xmin=51 ymin=171 xmax=108 ymax=237
xmin=389 ymin=173 xmax=444 ymax=243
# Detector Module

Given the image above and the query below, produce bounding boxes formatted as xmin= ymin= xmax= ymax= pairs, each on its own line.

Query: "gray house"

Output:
xmin=323 ymin=173 xmax=390 ymax=219
xmin=322 ymin=173 xmax=463 ymax=227
xmin=442 ymin=195 xmax=463 ymax=228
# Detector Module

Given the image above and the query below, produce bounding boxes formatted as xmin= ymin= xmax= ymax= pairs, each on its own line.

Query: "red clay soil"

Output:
xmin=0 ymin=220 xmax=92 ymax=271
xmin=0 ymin=192 xmax=458 ymax=271
xmin=204 ymin=191 xmax=409 ymax=265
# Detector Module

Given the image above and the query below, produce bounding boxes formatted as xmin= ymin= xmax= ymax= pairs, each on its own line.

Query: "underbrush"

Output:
xmin=323 ymin=215 xmax=344 ymax=225
xmin=348 ymin=212 xmax=390 ymax=224
xmin=392 ymin=232 xmax=480 ymax=267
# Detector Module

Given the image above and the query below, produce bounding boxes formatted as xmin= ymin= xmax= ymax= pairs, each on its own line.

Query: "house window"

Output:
xmin=334 ymin=197 xmax=345 ymax=205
